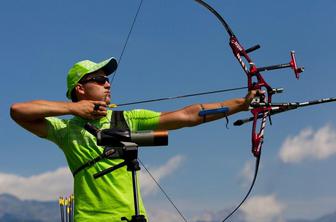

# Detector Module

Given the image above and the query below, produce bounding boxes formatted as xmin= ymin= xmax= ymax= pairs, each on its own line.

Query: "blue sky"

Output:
xmin=1 ymin=0 xmax=336 ymax=221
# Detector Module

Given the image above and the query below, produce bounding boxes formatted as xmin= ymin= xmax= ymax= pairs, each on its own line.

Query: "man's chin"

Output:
xmin=105 ymin=97 xmax=111 ymax=105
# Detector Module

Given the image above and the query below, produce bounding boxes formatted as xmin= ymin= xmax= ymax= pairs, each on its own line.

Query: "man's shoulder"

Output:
xmin=45 ymin=116 xmax=80 ymax=132
xmin=46 ymin=116 xmax=70 ymax=125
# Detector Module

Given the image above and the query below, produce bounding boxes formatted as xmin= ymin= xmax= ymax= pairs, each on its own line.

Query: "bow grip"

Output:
xmin=250 ymin=106 xmax=271 ymax=157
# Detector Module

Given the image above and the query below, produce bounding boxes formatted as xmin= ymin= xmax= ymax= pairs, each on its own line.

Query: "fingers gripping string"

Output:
xmin=94 ymin=104 xmax=100 ymax=111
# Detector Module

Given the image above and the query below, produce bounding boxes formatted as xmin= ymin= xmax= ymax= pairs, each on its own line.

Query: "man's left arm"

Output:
xmin=157 ymin=91 xmax=257 ymax=130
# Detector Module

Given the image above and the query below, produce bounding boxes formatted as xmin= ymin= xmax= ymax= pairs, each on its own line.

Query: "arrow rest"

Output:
xmin=271 ymin=88 xmax=284 ymax=94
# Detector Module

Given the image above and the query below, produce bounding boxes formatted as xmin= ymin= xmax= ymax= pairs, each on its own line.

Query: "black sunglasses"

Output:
xmin=80 ymin=76 xmax=110 ymax=85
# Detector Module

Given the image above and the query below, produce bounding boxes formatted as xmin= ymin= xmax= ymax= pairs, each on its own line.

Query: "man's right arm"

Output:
xmin=10 ymin=100 xmax=107 ymax=137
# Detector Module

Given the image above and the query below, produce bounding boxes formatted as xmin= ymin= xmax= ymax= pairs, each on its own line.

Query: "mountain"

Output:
xmin=0 ymin=193 xmax=335 ymax=222
xmin=0 ymin=194 xmax=59 ymax=222
xmin=192 ymin=208 xmax=336 ymax=222
xmin=288 ymin=211 xmax=336 ymax=222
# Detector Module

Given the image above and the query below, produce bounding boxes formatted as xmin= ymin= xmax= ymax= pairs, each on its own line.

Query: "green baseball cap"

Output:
xmin=66 ymin=57 xmax=118 ymax=99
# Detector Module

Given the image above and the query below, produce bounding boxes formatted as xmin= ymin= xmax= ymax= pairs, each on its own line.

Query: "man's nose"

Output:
xmin=104 ymin=80 xmax=111 ymax=88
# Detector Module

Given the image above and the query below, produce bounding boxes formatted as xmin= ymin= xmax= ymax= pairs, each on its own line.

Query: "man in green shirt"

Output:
xmin=11 ymin=57 xmax=259 ymax=221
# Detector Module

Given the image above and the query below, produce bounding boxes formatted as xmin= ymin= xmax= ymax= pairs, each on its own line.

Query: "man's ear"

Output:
xmin=75 ymin=84 xmax=85 ymax=96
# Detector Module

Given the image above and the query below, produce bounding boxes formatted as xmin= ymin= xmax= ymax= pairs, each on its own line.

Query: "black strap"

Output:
xmin=110 ymin=110 xmax=129 ymax=130
xmin=72 ymin=111 xmax=129 ymax=177
xmin=72 ymin=155 xmax=105 ymax=176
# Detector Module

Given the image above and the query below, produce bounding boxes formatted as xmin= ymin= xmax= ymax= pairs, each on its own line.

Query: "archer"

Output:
xmin=10 ymin=57 xmax=259 ymax=221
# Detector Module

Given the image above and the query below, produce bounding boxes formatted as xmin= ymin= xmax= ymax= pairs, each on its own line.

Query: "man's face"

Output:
xmin=78 ymin=70 xmax=111 ymax=104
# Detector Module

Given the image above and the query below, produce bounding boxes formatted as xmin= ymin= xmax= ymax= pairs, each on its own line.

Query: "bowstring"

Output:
xmin=138 ymin=158 xmax=188 ymax=222
xmin=110 ymin=2 xmax=188 ymax=221
xmin=110 ymin=0 xmax=144 ymax=84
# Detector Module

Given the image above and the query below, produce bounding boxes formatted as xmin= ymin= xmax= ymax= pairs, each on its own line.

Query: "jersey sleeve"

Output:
xmin=123 ymin=109 xmax=161 ymax=132
xmin=45 ymin=117 xmax=69 ymax=147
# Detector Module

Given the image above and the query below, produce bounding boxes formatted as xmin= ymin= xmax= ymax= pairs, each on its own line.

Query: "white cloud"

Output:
xmin=241 ymin=194 xmax=286 ymax=222
xmin=188 ymin=195 xmax=285 ymax=222
xmin=139 ymin=155 xmax=185 ymax=196
xmin=190 ymin=209 xmax=234 ymax=222
xmin=279 ymin=124 xmax=336 ymax=163
xmin=0 ymin=167 xmax=73 ymax=201
xmin=239 ymin=160 xmax=256 ymax=187
xmin=191 ymin=210 xmax=214 ymax=222
xmin=147 ymin=207 xmax=186 ymax=222
xmin=0 ymin=155 xmax=185 ymax=201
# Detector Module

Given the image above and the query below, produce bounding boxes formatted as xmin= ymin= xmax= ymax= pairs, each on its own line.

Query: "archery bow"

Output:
xmin=194 ymin=0 xmax=304 ymax=221
xmin=111 ymin=1 xmax=305 ymax=221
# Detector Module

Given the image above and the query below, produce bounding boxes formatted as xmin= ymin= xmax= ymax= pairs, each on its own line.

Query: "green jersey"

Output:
xmin=45 ymin=109 xmax=161 ymax=221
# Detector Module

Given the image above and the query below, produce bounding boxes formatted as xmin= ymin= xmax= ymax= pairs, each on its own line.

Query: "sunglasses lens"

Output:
xmin=95 ymin=76 xmax=109 ymax=84
xmin=82 ymin=76 xmax=109 ymax=84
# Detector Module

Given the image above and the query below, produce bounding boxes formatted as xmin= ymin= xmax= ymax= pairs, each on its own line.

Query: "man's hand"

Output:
xmin=243 ymin=90 xmax=265 ymax=111
xmin=70 ymin=100 xmax=107 ymax=120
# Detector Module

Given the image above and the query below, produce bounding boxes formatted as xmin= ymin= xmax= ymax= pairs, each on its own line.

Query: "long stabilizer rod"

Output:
xmin=234 ymin=97 xmax=336 ymax=126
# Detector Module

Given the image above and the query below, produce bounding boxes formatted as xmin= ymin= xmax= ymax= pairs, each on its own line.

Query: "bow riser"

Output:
xmin=229 ymin=36 xmax=275 ymax=155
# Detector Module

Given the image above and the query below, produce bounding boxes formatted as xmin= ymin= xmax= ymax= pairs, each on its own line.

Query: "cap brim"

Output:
xmin=97 ymin=57 xmax=118 ymax=76
xmin=102 ymin=57 xmax=118 ymax=75
xmin=85 ymin=57 xmax=118 ymax=77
